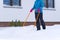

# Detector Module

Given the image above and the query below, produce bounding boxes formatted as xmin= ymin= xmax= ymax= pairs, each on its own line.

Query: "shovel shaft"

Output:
xmin=23 ymin=13 xmax=30 ymax=26
xmin=34 ymin=13 xmax=40 ymax=27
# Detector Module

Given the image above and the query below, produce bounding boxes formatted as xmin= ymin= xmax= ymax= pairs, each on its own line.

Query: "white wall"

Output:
xmin=0 ymin=0 xmax=60 ymax=22
xmin=43 ymin=0 xmax=60 ymax=22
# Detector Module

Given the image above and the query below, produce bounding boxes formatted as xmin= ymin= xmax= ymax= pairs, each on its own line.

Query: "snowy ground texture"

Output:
xmin=0 ymin=25 xmax=60 ymax=40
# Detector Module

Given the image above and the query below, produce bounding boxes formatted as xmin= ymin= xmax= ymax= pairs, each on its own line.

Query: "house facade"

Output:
xmin=0 ymin=0 xmax=60 ymax=22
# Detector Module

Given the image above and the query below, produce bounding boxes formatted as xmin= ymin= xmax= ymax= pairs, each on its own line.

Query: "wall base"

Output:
xmin=0 ymin=22 xmax=60 ymax=27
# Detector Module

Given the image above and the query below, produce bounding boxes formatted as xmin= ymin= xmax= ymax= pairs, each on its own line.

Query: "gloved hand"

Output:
xmin=30 ymin=9 xmax=33 ymax=13
xmin=38 ymin=8 xmax=40 ymax=13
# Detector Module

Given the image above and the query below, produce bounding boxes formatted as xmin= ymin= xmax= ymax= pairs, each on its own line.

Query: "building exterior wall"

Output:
xmin=0 ymin=0 xmax=60 ymax=22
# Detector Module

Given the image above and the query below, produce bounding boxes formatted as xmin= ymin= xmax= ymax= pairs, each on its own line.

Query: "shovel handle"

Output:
xmin=34 ymin=13 xmax=40 ymax=27
xmin=23 ymin=13 xmax=30 ymax=26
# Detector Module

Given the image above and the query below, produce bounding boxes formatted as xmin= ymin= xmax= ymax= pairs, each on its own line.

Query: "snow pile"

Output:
xmin=0 ymin=25 xmax=60 ymax=40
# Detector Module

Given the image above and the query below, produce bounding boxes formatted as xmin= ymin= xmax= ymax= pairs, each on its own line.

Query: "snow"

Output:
xmin=0 ymin=25 xmax=60 ymax=40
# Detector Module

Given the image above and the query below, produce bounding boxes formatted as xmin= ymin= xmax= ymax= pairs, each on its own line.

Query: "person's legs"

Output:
xmin=35 ymin=12 xmax=40 ymax=30
xmin=40 ymin=13 xmax=46 ymax=29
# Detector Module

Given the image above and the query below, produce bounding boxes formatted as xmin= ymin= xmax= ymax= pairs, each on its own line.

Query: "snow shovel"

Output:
xmin=23 ymin=12 xmax=31 ymax=26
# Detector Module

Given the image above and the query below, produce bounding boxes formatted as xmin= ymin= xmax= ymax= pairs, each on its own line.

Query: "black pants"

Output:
xmin=35 ymin=12 xmax=46 ymax=30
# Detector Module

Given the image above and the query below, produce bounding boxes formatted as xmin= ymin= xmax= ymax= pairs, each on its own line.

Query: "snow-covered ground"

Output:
xmin=0 ymin=25 xmax=60 ymax=40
